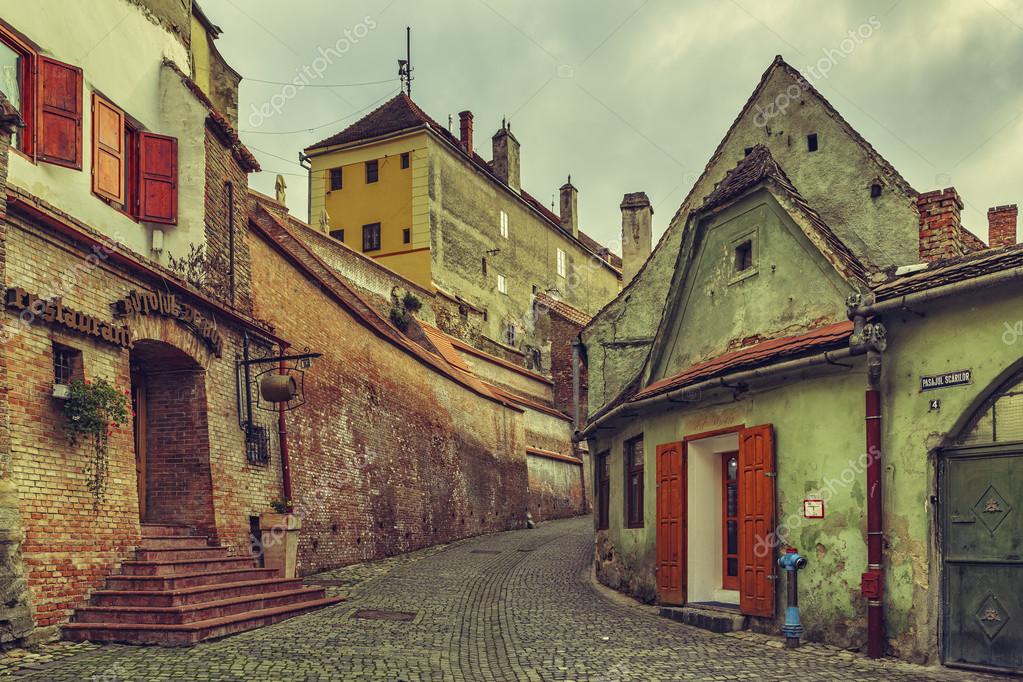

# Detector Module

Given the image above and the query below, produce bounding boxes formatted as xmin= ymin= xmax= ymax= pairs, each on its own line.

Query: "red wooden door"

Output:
xmin=656 ymin=441 xmax=686 ymax=605
xmin=738 ymin=424 xmax=776 ymax=617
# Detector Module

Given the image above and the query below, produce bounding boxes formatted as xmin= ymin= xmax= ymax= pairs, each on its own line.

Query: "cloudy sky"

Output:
xmin=204 ymin=0 xmax=1023 ymax=252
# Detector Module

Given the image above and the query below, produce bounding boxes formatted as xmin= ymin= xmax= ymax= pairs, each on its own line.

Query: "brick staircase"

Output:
xmin=63 ymin=523 xmax=345 ymax=645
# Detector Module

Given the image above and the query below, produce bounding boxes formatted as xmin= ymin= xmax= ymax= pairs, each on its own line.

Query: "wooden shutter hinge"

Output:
xmin=766 ymin=574 xmax=779 ymax=580
xmin=764 ymin=472 xmax=777 ymax=478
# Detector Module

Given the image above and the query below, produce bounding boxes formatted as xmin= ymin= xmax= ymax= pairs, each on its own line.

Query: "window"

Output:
xmin=365 ymin=159 xmax=378 ymax=183
xmin=0 ymin=28 xmax=31 ymax=154
xmin=91 ymin=94 xmax=177 ymax=224
xmin=504 ymin=321 xmax=516 ymax=345
xmin=870 ymin=182 xmax=882 ymax=198
xmin=481 ymin=257 xmax=487 ymax=275
xmin=734 ymin=239 xmax=753 ymax=272
xmin=400 ymin=152 xmax=410 ymax=169
xmin=807 ymin=133 xmax=818 ymax=152
xmin=52 ymin=344 xmax=81 ymax=385
xmin=329 ymin=167 xmax=342 ymax=191
xmin=402 ymin=228 xmax=411 ymax=244
xmin=722 ymin=452 xmax=740 ymax=590
xmin=499 ymin=210 xmax=509 ymax=239
xmin=624 ymin=436 xmax=644 ymax=528
xmin=596 ymin=451 xmax=610 ymax=530
xmin=482 ymin=309 xmax=488 ymax=322
xmin=330 ymin=228 xmax=345 ymax=242
xmin=362 ymin=222 xmax=381 ymax=252
xmin=744 ymin=146 xmax=753 ymax=156
xmin=556 ymin=248 xmax=567 ymax=278
xmin=497 ymin=273 xmax=507 ymax=294
xmin=532 ymin=284 xmax=539 ymax=295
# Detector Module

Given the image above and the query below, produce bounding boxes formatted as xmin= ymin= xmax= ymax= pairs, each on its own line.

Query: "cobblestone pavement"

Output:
xmin=1 ymin=516 xmax=1011 ymax=681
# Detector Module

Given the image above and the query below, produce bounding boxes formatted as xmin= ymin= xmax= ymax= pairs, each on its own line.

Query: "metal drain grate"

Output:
xmin=353 ymin=609 xmax=416 ymax=621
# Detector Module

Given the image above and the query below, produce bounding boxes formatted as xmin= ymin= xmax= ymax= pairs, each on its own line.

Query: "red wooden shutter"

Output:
xmin=37 ymin=57 xmax=82 ymax=168
xmin=91 ymin=95 xmax=124 ymax=203
xmin=738 ymin=424 xmax=776 ymax=617
xmin=139 ymin=132 xmax=178 ymax=224
xmin=656 ymin=441 xmax=686 ymax=605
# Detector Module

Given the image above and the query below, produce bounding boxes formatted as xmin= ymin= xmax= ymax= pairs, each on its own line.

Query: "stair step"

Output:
xmin=120 ymin=556 xmax=256 ymax=576
xmin=74 ymin=587 xmax=333 ymax=624
xmin=135 ymin=546 xmax=230 ymax=562
xmin=105 ymin=567 xmax=280 ymax=591
xmin=141 ymin=524 xmax=194 ymax=537
xmin=91 ymin=578 xmax=305 ymax=607
xmin=659 ymin=605 xmax=748 ymax=634
xmin=139 ymin=536 xmax=211 ymax=550
xmin=63 ymin=596 xmax=347 ymax=646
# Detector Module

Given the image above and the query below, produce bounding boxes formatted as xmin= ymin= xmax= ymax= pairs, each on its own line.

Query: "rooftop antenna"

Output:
xmin=398 ymin=26 xmax=413 ymax=96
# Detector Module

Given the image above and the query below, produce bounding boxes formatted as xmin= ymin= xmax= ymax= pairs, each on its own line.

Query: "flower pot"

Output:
xmin=258 ymin=512 xmax=301 ymax=578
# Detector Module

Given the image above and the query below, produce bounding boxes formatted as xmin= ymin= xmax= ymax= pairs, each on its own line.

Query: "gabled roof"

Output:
xmin=874 ymin=241 xmax=1023 ymax=300
xmin=703 ymin=145 xmax=868 ymax=284
xmin=534 ymin=292 xmax=592 ymax=327
xmin=305 ymin=93 xmax=622 ymax=277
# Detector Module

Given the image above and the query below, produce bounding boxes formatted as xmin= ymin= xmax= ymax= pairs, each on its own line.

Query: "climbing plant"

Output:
xmin=62 ymin=378 xmax=131 ymax=504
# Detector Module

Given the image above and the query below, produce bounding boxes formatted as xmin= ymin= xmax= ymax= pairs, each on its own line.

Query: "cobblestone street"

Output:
xmin=1 ymin=516 xmax=1009 ymax=681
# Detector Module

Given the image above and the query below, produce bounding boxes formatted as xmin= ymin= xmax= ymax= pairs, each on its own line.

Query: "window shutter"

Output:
xmin=738 ymin=424 xmax=776 ymax=617
xmin=138 ymin=132 xmax=178 ymax=224
xmin=91 ymin=95 xmax=124 ymax=203
xmin=655 ymin=441 xmax=686 ymax=605
xmin=37 ymin=57 xmax=82 ymax=168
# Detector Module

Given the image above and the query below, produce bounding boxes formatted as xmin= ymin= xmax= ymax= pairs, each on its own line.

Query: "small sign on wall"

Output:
xmin=920 ymin=369 xmax=972 ymax=392
xmin=803 ymin=498 xmax=824 ymax=519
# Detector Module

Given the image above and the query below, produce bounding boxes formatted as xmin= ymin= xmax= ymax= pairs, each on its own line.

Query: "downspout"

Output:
xmin=572 ymin=337 xmax=589 ymax=514
xmin=849 ymin=293 xmax=888 ymax=660
xmin=277 ymin=346 xmax=294 ymax=512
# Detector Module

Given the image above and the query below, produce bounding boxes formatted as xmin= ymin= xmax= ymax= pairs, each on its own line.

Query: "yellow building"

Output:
xmin=304 ymin=93 xmax=622 ymax=353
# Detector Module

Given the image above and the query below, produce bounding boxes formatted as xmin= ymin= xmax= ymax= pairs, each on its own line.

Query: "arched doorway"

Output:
xmin=130 ymin=340 xmax=216 ymax=537
xmin=940 ymin=370 xmax=1023 ymax=673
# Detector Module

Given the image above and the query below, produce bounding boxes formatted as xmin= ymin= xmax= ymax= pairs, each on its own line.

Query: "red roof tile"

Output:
xmin=873 ymin=241 xmax=1023 ymax=300
xmin=634 ymin=321 xmax=854 ymax=401
xmin=534 ymin=292 xmax=592 ymax=327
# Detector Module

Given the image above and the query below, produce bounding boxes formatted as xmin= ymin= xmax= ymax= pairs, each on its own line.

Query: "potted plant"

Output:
xmin=62 ymin=378 xmax=130 ymax=504
xmin=259 ymin=500 xmax=301 ymax=578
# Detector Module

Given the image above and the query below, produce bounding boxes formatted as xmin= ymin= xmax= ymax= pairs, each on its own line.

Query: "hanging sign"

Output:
xmin=920 ymin=369 xmax=972 ymax=392
xmin=115 ymin=290 xmax=223 ymax=356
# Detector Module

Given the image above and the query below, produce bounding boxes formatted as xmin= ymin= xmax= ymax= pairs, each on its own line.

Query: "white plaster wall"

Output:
xmin=686 ymin=433 xmax=740 ymax=605
xmin=3 ymin=0 xmax=205 ymax=261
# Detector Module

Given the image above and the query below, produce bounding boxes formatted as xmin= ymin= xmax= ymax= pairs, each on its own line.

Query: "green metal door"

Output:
xmin=942 ymin=448 xmax=1023 ymax=672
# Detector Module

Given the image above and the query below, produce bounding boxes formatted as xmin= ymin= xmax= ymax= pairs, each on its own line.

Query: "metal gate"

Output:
xmin=941 ymin=446 xmax=1023 ymax=673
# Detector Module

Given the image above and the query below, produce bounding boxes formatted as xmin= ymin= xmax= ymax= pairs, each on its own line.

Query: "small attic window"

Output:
xmin=870 ymin=182 xmax=883 ymax=199
xmin=734 ymin=239 xmax=754 ymax=272
xmin=744 ymin=147 xmax=754 ymax=156
xmin=807 ymin=134 xmax=818 ymax=152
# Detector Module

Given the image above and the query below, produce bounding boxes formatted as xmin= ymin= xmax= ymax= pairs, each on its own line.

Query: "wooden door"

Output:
xmin=943 ymin=450 xmax=1023 ymax=672
xmin=656 ymin=441 xmax=686 ymax=605
xmin=738 ymin=424 xmax=776 ymax=617
xmin=131 ymin=374 xmax=147 ymax=521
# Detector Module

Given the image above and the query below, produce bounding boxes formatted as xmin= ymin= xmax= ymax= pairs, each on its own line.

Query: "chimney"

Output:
xmin=917 ymin=187 xmax=965 ymax=262
xmin=988 ymin=204 xmax=1018 ymax=248
xmin=559 ymin=176 xmax=578 ymax=239
xmin=491 ymin=121 xmax=520 ymax=192
xmin=458 ymin=110 xmax=473 ymax=156
xmin=621 ymin=192 xmax=653 ymax=285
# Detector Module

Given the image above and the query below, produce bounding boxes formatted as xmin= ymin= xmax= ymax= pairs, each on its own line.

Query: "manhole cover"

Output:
xmin=470 ymin=550 xmax=502 ymax=555
xmin=353 ymin=609 xmax=416 ymax=621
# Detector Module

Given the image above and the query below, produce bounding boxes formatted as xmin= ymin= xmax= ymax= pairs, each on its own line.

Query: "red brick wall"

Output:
xmin=247 ymin=229 xmax=530 ymax=575
xmin=549 ymin=314 xmax=586 ymax=421
xmin=204 ymin=127 xmax=253 ymax=313
xmin=918 ymin=188 xmax=966 ymax=263
xmin=988 ymin=204 xmax=1018 ymax=249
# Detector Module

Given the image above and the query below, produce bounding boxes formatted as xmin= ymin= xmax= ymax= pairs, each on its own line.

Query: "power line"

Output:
xmin=239 ymin=89 xmax=399 ymax=135
xmin=257 ymin=167 xmax=308 ymax=179
xmin=245 ymin=77 xmax=400 ymax=88
xmin=248 ymin=145 xmax=305 ymax=167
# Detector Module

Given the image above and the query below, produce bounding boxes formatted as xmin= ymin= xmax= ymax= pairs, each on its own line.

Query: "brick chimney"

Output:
xmin=621 ymin=192 xmax=653 ymax=285
xmin=559 ymin=177 xmax=578 ymax=239
xmin=492 ymin=121 xmax=520 ymax=192
xmin=458 ymin=110 xmax=473 ymax=156
xmin=988 ymin=204 xmax=1018 ymax=248
xmin=917 ymin=187 xmax=965 ymax=262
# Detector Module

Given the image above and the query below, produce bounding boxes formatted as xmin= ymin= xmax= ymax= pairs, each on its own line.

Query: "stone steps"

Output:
xmin=63 ymin=524 xmax=343 ymax=645
xmin=659 ymin=605 xmax=748 ymax=633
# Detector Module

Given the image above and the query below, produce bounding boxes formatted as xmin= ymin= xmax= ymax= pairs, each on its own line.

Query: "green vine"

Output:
xmin=62 ymin=378 xmax=131 ymax=504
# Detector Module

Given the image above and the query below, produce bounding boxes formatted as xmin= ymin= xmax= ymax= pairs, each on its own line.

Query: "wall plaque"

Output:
xmin=920 ymin=369 xmax=972 ymax=392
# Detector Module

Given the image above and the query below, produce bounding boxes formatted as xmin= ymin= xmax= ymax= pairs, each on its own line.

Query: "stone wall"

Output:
xmin=525 ymin=451 xmax=585 ymax=522
xmin=246 ymin=225 xmax=530 ymax=576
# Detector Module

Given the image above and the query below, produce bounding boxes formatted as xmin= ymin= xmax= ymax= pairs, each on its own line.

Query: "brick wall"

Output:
xmin=988 ymin=204 xmax=1018 ymax=249
xmin=548 ymin=313 xmax=586 ymax=421
xmin=917 ymin=188 xmax=967 ymax=263
xmin=246 ymin=227 xmax=529 ymax=575
xmin=204 ymin=127 xmax=253 ymax=313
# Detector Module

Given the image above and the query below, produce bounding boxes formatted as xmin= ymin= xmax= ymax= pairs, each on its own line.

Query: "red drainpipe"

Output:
xmin=277 ymin=350 xmax=294 ymax=512
xmin=863 ymin=349 xmax=884 ymax=658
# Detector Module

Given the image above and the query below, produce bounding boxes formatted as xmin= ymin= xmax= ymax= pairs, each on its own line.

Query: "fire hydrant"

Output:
xmin=778 ymin=547 xmax=808 ymax=648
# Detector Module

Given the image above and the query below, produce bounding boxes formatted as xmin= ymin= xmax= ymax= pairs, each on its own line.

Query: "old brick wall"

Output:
xmin=247 ymin=228 xmax=529 ymax=575
xmin=526 ymin=451 xmax=584 ymax=522
xmin=547 ymin=313 xmax=586 ymax=420
xmin=204 ymin=128 xmax=253 ymax=312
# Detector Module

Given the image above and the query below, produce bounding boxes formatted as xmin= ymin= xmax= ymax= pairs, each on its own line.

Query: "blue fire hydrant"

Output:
xmin=778 ymin=547 xmax=808 ymax=648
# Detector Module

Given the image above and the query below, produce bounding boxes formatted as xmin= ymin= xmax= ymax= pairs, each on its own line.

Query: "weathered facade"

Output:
xmin=303 ymin=94 xmax=622 ymax=370
xmin=581 ymin=56 xmax=1023 ymax=674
